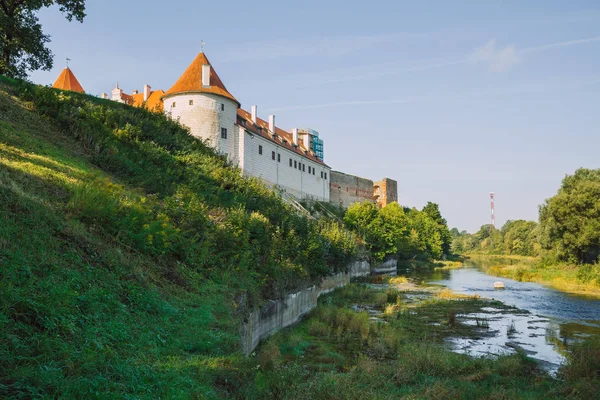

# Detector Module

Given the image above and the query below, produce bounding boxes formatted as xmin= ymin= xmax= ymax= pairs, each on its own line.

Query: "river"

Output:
xmin=399 ymin=263 xmax=600 ymax=373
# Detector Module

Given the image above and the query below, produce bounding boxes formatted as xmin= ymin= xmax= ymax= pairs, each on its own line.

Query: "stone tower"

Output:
xmin=162 ymin=52 xmax=239 ymax=157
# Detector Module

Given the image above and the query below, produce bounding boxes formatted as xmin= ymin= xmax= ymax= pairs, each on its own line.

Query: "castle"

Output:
xmin=52 ymin=52 xmax=398 ymax=207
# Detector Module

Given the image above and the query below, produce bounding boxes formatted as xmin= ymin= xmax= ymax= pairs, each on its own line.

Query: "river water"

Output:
xmin=399 ymin=263 xmax=600 ymax=373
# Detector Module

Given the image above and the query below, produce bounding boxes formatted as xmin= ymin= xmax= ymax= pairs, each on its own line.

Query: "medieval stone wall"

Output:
xmin=329 ymin=171 xmax=375 ymax=208
xmin=374 ymin=178 xmax=398 ymax=208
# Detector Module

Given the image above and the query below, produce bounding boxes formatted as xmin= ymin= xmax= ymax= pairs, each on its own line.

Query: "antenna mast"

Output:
xmin=489 ymin=192 xmax=495 ymax=228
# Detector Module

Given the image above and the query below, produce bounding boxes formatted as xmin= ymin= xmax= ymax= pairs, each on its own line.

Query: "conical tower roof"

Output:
xmin=52 ymin=67 xmax=85 ymax=93
xmin=163 ymin=52 xmax=239 ymax=105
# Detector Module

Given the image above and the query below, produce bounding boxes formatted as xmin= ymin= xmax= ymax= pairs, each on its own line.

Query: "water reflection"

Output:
xmin=402 ymin=264 xmax=600 ymax=373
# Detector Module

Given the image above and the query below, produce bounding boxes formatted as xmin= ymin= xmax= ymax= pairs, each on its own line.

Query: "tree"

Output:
xmin=538 ymin=168 xmax=600 ymax=264
xmin=501 ymin=220 xmax=537 ymax=256
xmin=422 ymin=202 xmax=452 ymax=255
xmin=0 ymin=0 xmax=86 ymax=78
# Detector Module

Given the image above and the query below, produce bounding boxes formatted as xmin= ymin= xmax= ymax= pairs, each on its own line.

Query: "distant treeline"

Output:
xmin=452 ymin=168 xmax=600 ymax=265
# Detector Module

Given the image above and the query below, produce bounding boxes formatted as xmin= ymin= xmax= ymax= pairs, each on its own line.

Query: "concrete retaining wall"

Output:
xmin=371 ymin=259 xmax=398 ymax=275
xmin=240 ymin=260 xmax=370 ymax=354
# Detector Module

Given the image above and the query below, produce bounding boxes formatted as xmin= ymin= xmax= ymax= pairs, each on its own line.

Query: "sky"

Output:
xmin=29 ymin=0 xmax=600 ymax=233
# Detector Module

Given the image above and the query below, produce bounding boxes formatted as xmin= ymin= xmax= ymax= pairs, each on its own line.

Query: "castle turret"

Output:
xmin=52 ymin=67 xmax=85 ymax=93
xmin=162 ymin=52 xmax=239 ymax=155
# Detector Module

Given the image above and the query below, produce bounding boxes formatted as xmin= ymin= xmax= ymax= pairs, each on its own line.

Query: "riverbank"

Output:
xmin=467 ymin=254 xmax=600 ymax=298
xmin=243 ymin=279 xmax=599 ymax=399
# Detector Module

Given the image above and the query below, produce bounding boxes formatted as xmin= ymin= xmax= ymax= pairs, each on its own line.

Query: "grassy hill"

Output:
xmin=0 ymin=77 xmax=357 ymax=398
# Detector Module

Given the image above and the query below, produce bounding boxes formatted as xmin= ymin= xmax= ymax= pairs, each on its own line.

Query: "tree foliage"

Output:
xmin=538 ymin=168 xmax=600 ymax=264
xmin=344 ymin=201 xmax=450 ymax=263
xmin=0 ymin=0 xmax=86 ymax=78
xmin=452 ymin=221 xmax=538 ymax=257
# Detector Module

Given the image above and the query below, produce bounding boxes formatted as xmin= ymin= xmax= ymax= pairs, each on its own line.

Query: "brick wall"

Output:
xmin=330 ymin=171 xmax=375 ymax=208
xmin=374 ymin=178 xmax=398 ymax=207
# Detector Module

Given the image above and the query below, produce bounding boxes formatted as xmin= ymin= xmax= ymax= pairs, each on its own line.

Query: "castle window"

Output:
xmin=172 ymin=102 xmax=176 ymax=108
xmin=277 ymin=154 xmax=281 ymax=162
xmin=308 ymin=166 xmax=312 ymax=174
xmin=313 ymin=168 xmax=316 ymax=175
xmin=321 ymin=171 xmax=323 ymax=178
xmin=289 ymin=159 xmax=292 ymax=167
xmin=221 ymin=128 xmax=227 ymax=139
xmin=189 ymin=100 xmax=194 ymax=106
xmin=221 ymin=103 xmax=225 ymax=111
xmin=294 ymin=160 xmax=297 ymax=169
xmin=324 ymin=172 xmax=327 ymax=180
xmin=302 ymin=164 xmax=305 ymax=172
xmin=259 ymin=145 xmax=263 ymax=155
xmin=272 ymin=151 xmax=275 ymax=160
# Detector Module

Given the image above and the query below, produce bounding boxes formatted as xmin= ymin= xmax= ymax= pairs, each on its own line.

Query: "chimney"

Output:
xmin=292 ymin=128 xmax=299 ymax=145
xmin=202 ymin=64 xmax=211 ymax=87
xmin=132 ymin=89 xmax=139 ymax=95
xmin=251 ymin=105 xmax=257 ymax=123
xmin=268 ymin=115 xmax=275 ymax=132
xmin=143 ymin=84 xmax=151 ymax=101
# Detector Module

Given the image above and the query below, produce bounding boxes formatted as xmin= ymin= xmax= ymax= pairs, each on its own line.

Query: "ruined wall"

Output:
xmin=329 ymin=171 xmax=375 ymax=208
xmin=374 ymin=178 xmax=398 ymax=208
xmin=240 ymin=260 xmax=370 ymax=354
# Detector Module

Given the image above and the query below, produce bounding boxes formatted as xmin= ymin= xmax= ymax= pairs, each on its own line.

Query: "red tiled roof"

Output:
xmin=52 ymin=67 xmax=85 ymax=93
xmin=237 ymin=108 xmax=327 ymax=167
xmin=163 ymin=52 xmax=239 ymax=105
xmin=131 ymin=89 xmax=165 ymax=112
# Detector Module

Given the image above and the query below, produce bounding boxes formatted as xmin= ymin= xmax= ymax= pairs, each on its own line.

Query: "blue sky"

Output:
xmin=30 ymin=0 xmax=600 ymax=232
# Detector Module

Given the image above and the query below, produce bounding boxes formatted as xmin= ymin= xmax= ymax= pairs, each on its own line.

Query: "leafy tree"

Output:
xmin=539 ymin=168 xmax=600 ymax=264
xmin=0 ymin=0 xmax=86 ymax=78
xmin=501 ymin=219 xmax=537 ymax=256
xmin=422 ymin=202 xmax=452 ymax=255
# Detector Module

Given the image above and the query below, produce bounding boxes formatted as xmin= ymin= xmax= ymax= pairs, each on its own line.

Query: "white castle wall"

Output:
xmin=163 ymin=93 xmax=238 ymax=158
xmin=238 ymin=129 xmax=330 ymax=201
xmin=162 ymin=93 xmax=330 ymax=202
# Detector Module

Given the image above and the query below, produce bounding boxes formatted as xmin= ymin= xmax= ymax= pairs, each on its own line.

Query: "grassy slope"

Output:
xmin=0 ymin=80 xmax=240 ymax=398
xmin=0 ymin=78 xmax=355 ymax=398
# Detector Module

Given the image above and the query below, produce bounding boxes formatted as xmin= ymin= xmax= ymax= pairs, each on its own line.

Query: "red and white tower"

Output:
xmin=489 ymin=192 xmax=495 ymax=228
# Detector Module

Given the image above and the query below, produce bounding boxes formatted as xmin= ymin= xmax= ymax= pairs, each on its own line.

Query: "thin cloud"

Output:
xmin=468 ymin=39 xmax=520 ymax=72
xmin=263 ymin=77 xmax=600 ymax=112
xmin=265 ymin=98 xmax=418 ymax=112
xmin=255 ymin=34 xmax=600 ymax=90
xmin=522 ymin=36 xmax=600 ymax=53
xmin=219 ymin=32 xmax=425 ymax=62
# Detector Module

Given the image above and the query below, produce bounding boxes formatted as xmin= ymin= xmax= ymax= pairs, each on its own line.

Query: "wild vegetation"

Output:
xmin=246 ymin=282 xmax=599 ymax=399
